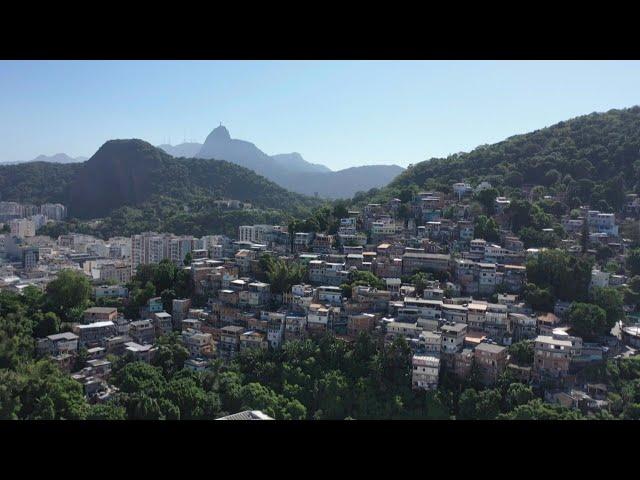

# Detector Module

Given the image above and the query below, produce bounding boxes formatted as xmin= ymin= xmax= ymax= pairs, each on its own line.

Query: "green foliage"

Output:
xmin=474 ymin=188 xmax=499 ymax=215
xmin=126 ymin=259 xmax=193 ymax=319
xmin=523 ymin=283 xmax=555 ymax=312
xmin=508 ymin=341 xmax=534 ymax=366
xmin=526 ymin=250 xmax=592 ymax=302
xmin=44 ymin=269 xmax=92 ymax=321
xmin=474 ymin=215 xmax=500 ymax=242
xmin=498 ymin=399 xmax=583 ymax=420
xmin=627 ymin=248 xmax=640 ymax=276
xmin=261 ymin=254 xmax=307 ymax=295
xmin=567 ymin=302 xmax=611 ymax=339
xmin=590 ymin=287 xmax=624 ymax=326
xmin=355 ymin=107 xmax=640 ymax=217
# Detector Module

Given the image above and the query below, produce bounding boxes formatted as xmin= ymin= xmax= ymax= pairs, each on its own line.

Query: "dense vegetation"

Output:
xmin=0 ymin=161 xmax=82 ymax=204
xmin=4 ymin=139 xmax=325 ymax=239
xmin=353 ymin=106 xmax=640 ymax=212
xmin=1 ymin=270 xmax=638 ymax=420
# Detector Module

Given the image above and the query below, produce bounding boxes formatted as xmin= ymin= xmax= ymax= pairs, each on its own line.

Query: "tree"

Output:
xmin=474 ymin=215 xmax=500 ymax=242
xmin=87 ymin=402 xmax=127 ymax=420
xmin=33 ymin=312 xmax=61 ymax=338
xmin=505 ymin=383 xmax=535 ymax=410
xmin=317 ymin=370 xmax=351 ymax=419
xmin=458 ymin=388 xmax=501 ymax=420
xmin=523 ymin=283 xmax=555 ymax=312
xmin=499 ymin=398 xmax=583 ymax=420
xmin=590 ymin=287 xmax=624 ymax=326
xmin=509 ymin=341 xmax=534 ymax=366
xmin=152 ymin=333 xmax=190 ymax=377
xmin=410 ymin=272 xmax=430 ymax=296
xmin=474 ymin=188 xmax=498 ymax=215
xmin=567 ymin=302 xmax=610 ymax=339
xmin=526 ymin=250 xmax=592 ymax=302
xmin=627 ymin=248 xmax=640 ymax=276
xmin=45 ymin=269 xmax=92 ymax=320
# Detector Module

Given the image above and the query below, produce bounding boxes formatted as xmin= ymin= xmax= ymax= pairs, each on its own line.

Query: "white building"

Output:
xmin=9 ymin=219 xmax=36 ymax=238
xmin=412 ymin=355 xmax=440 ymax=390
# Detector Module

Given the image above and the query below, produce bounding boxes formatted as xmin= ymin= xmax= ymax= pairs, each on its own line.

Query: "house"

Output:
xmin=74 ymin=321 xmax=116 ymax=348
xmin=82 ymin=307 xmax=118 ymax=324
xmin=216 ymin=410 xmax=274 ymax=420
xmin=124 ymin=342 xmax=157 ymax=363
xmin=182 ymin=330 xmax=214 ymax=357
xmin=474 ymin=341 xmax=508 ymax=385
xmin=386 ymin=321 xmax=422 ymax=341
xmin=533 ymin=329 xmax=583 ymax=379
xmin=129 ymin=319 xmax=156 ymax=345
xmin=418 ymin=330 xmax=441 ymax=355
xmin=621 ymin=325 xmax=640 ymax=348
xmin=441 ymin=322 xmax=468 ymax=354
xmin=153 ymin=312 xmax=173 ymax=337
xmin=347 ymin=313 xmax=376 ymax=339
xmin=317 ymin=286 xmax=343 ymax=306
xmin=240 ymin=330 xmax=268 ymax=352
xmin=37 ymin=332 xmax=79 ymax=356
xmin=218 ymin=325 xmax=244 ymax=361
xmin=185 ymin=358 xmax=210 ymax=372
xmin=402 ymin=252 xmax=451 ymax=275
xmin=412 ymin=355 xmax=440 ymax=391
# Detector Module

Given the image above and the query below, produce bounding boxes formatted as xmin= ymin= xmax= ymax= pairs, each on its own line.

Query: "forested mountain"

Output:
xmin=359 ymin=106 xmax=640 ymax=211
xmin=0 ymin=139 xmax=322 ymax=231
xmin=0 ymin=161 xmax=82 ymax=204
xmin=68 ymin=139 xmax=321 ymax=218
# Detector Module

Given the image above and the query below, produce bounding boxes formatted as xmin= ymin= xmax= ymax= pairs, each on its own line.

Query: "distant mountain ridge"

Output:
xmin=157 ymin=143 xmax=202 ymax=159
xmin=0 ymin=153 xmax=88 ymax=165
xmin=159 ymin=125 xmax=403 ymax=198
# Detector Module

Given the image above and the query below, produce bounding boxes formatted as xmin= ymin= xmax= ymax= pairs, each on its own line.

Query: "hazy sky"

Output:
xmin=1 ymin=60 xmax=639 ymax=169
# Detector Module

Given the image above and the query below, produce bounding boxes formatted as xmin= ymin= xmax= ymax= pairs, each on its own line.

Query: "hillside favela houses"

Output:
xmin=2 ymin=57 xmax=640 ymax=424
xmin=4 ymin=147 xmax=640 ymax=420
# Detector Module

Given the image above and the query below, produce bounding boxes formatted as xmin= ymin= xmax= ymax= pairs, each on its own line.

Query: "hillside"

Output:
xmin=0 ymin=161 xmax=82 ymax=204
xmin=361 ymin=106 xmax=640 ymax=211
xmin=68 ymin=139 xmax=321 ymax=218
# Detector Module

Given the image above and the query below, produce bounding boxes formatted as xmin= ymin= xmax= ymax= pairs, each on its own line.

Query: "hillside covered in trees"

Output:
xmin=2 ymin=139 xmax=326 ymax=238
xmin=355 ymin=106 xmax=640 ymax=212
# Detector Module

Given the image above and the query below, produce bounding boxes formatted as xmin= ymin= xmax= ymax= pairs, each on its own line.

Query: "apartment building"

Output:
xmin=412 ymin=355 xmax=440 ymax=391
xmin=83 ymin=307 xmax=118 ymax=324
xmin=474 ymin=341 xmax=508 ymax=385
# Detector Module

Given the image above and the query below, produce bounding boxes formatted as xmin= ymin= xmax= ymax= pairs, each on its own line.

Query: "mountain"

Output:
xmin=195 ymin=125 xmax=402 ymax=198
xmin=67 ymin=139 xmax=321 ymax=218
xmin=0 ymin=161 xmax=82 ymax=205
xmin=277 ymin=164 xmax=405 ymax=199
xmin=31 ymin=153 xmax=88 ymax=164
xmin=157 ymin=142 xmax=202 ymax=158
xmin=0 ymin=153 xmax=88 ymax=165
xmin=271 ymin=153 xmax=331 ymax=173
xmin=359 ymin=106 xmax=640 ymax=213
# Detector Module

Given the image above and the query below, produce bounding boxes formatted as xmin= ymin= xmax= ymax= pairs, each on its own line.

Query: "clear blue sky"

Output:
xmin=1 ymin=60 xmax=639 ymax=169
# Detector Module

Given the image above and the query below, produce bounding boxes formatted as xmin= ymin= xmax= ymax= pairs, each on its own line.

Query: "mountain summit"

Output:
xmin=206 ymin=124 xmax=232 ymax=142
xmin=193 ymin=124 xmax=403 ymax=198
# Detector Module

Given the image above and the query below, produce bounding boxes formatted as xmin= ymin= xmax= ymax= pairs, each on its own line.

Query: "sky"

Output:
xmin=1 ymin=60 xmax=639 ymax=169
